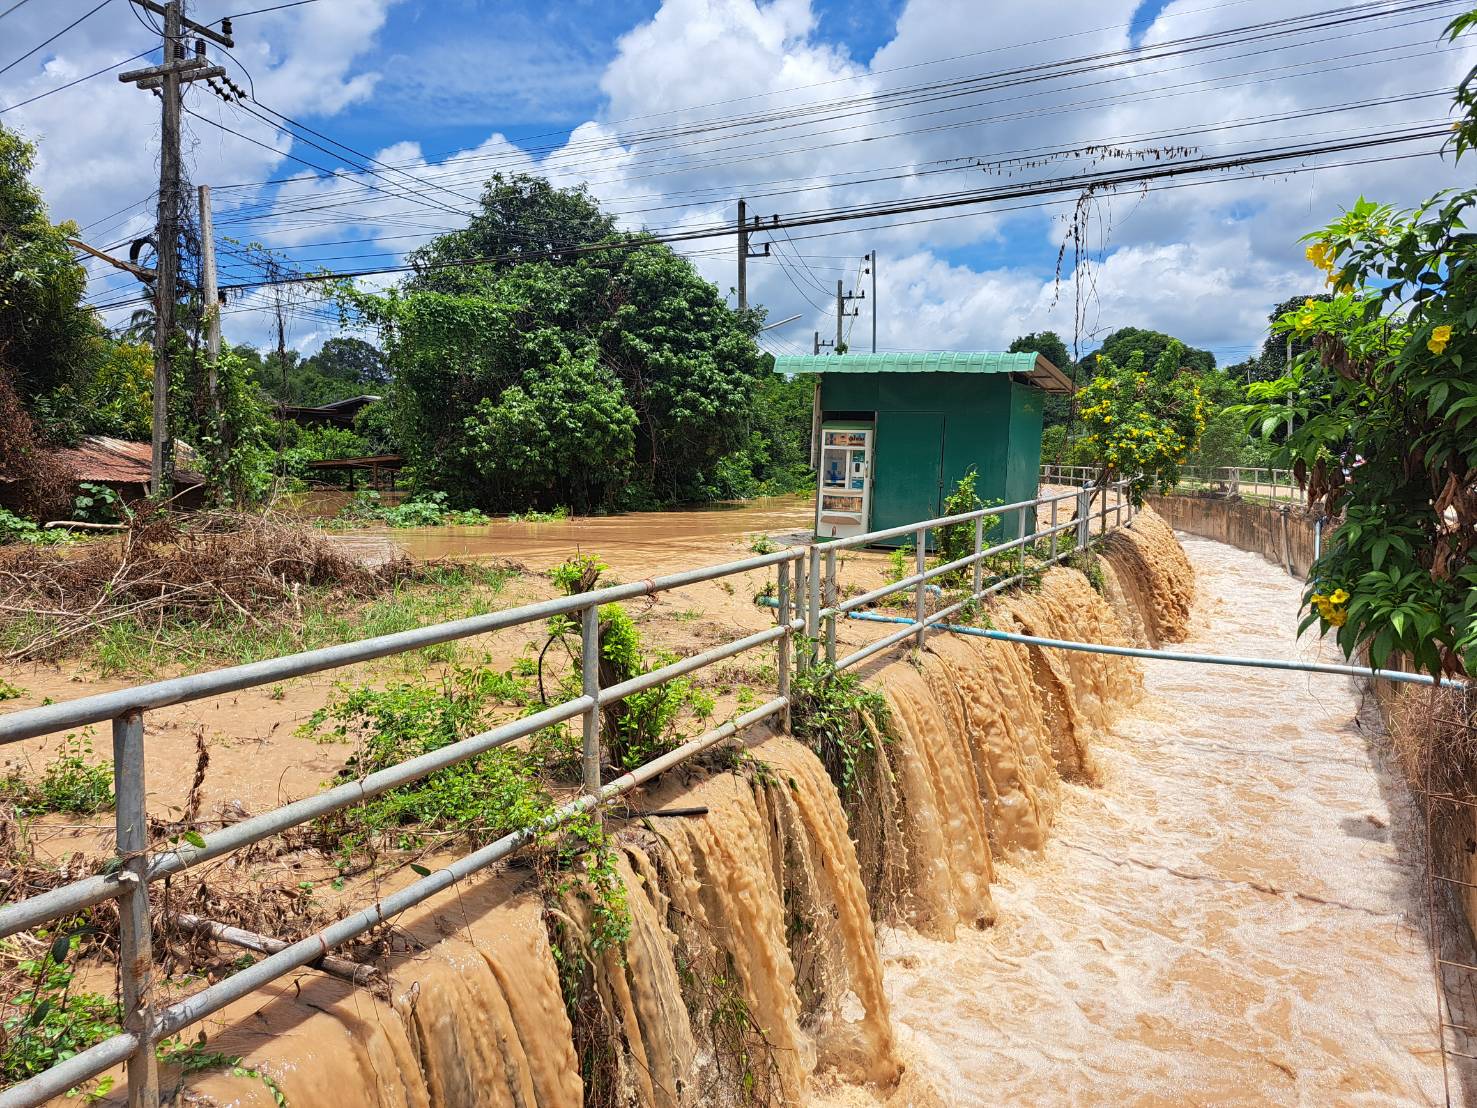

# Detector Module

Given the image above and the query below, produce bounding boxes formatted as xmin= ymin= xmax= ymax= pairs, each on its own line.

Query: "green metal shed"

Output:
xmin=772 ymin=351 xmax=1074 ymax=544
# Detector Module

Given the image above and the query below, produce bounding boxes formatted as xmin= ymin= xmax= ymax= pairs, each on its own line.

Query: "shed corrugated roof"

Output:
xmin=772 ymin=351 xmax=1074 ymax=393
xmin=50 ymin=437 xmax=203 ymax=486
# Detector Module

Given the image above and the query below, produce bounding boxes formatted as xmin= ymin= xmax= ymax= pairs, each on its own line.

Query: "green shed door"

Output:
xmin=872 ymin=411 xmax=945 ymax=535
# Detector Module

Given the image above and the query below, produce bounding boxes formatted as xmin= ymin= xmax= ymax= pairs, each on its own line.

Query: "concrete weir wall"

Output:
xmin=1146 ymin=493 xmax=1320 ymax=579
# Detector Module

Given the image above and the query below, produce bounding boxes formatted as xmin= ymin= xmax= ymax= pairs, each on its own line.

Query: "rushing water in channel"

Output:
xmin=876 ymin=534 xmax=1446 ymax=1106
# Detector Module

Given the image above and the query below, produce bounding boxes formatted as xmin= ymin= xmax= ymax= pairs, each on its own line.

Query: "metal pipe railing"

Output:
xmin=0 ymin=476 xmax=1135 ymax=1108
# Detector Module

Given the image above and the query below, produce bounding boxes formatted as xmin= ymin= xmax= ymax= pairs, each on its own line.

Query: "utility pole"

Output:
xmin=198 ymin=184 xmax=220 ymax=417
xmin=814 ymin=331 xmax=834 ymax=355
xmin=735 ymin=198 xmax=769 ymax=312
xmin=868 ymin=251 xmax=878 ymax=353
xmin=836 ymin=280 xmax=862 ymax=354
xmin=119 ymin=0 xmax=229 ymax=497
xmin=737 ymin=198 xmax=747 ymax=311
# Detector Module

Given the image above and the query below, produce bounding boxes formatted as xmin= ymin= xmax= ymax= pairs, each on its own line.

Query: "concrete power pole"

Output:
xmin=836 ymin=280 xmax=862 ymax=354
xmin=199 ymin=184 xmax=220 ymax=417
xmin=869 ymin=251 xmax=878 ymax=354
xmin=119 ymin=0 xmax=229 ymax=497
xmin=735 ymin=198 xmax=769 ymax=313
xmin=737 ymin=198 xmax=748 ymax=311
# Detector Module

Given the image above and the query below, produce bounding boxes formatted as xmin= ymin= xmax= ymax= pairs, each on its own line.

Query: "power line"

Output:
xmin=212 ymin=125 xmax=1449 ymax=292
xmin=210 ymin=0 xmax=1456 ymax=197
xmin=0 ymin=0 xmax=39 ymax=22
xmin=0 ymin=45 xmax=156 ymax=115
xmin=210 ymin=32 xmax=1459 ymax=235
xmin=219 ymin=0 xmax=325 ymax=19
xmin=0 ymin=0 xmax=114 ymax=78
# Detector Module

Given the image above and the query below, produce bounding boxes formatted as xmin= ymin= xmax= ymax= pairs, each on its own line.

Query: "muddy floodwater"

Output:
xmin=329 ymin=495 xmax=814 ymax=575
xmin=877 ymin=534 xmax=1446 ymax=1106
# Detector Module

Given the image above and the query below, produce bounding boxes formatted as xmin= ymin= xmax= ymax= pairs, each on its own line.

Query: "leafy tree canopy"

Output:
xmin=406 ymin=174 xmax=618 ymax=294
xmin=0 ymin=123 xmax=104 ymax=405
xmin=345 ymin=177 xmax=782 ymax=511
xmin=1234 ymin=11 xmax=1477 ymax=678
xmin=1076 ymin=339 xmax=1210 ymax=501
xmin=1085 ymin=326 xmax=1216 ymax=376
xmin=1008 ymin=330 xmax=1072 ymax=371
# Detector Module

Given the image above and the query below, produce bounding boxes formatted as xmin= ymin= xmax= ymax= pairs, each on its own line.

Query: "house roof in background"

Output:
xmin=51 ymin=437 xmax=203 ymax=486
xmin=772 ymin=351 xmax=1074 ymax=394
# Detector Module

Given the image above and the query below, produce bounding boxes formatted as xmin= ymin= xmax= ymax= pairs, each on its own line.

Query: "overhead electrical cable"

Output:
xmin=0 ymin=0 xmax=114 ymax=78
xmin=209 ymin=125 xmax=1448 ymax=292
xmin=210 ymin=33 xmax=1458 ymax=234
xmin=209 ymin=0 xmax=1455 ymax=196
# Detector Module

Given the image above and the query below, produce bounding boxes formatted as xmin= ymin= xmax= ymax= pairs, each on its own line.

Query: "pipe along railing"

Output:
xmin=0 ymin=479 xmax=1134 ymax=1108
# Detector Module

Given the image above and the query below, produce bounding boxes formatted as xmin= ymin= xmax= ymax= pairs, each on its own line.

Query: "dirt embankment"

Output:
xmin=4 ymin=506 xmax=1190 ymax=1106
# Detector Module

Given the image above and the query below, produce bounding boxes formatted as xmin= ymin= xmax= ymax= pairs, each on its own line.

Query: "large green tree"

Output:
xmin=0 ymin=123 xmax=104 ymax=407
xmin=407 ymin=174 xmax=618 ymax=293
xmin=1085 ymin=326 xmax=1216 ymax=376
xmin=346 ymin=179 xmax=773 ymax=510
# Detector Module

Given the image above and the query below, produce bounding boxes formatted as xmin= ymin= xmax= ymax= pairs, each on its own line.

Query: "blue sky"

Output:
xmin=1 ymin=0 xmax=1470 ymax=361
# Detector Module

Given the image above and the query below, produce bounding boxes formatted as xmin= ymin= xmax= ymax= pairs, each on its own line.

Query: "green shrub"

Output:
xmin=0 ymin=735 xmax=114 ymax=814
xmin=70 ymin=483 xmax=127 ymax=525
xmin=0 ymin=935 xmax=121 ymax=1091
xmin=303 ymin=673 xmax=551 ymax=866
xmin=0 ymin=509 xmax=67 ymax=545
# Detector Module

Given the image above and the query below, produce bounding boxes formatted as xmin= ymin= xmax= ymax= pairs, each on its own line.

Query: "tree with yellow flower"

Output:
xmin=1076 ymin=339 xmax=1209 ymax=506
xmin=1233 ymin=11 xmax=1477 ymax=680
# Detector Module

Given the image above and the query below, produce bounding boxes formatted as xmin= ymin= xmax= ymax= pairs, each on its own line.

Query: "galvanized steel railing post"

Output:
xmin=1076 ymin=486 xmax=1090 ymax=549
xmin=971 ymin=513 xmax=984 ymax=598
xmin=1049 ymin=496 xmax=1059 ymax=560
xmin=914 ymin=526 xmax=927 ymax=650
xmin=581 ymin=604 xmax=602 ymax=822
xmin=113 ymin=710 xmax=160 ymax=1108
xmin=777 ymin=560 xmax=792 ymax=730
xmin=807 ymin=545 xmax=821 ymax=668
xmin=824 ymin=547 xmax=837 ymax=666
xmin=1016 ymin=505 xmax=1027 ymax=579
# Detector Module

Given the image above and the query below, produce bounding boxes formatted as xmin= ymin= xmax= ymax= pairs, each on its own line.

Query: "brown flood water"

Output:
xmin=329 ymin=495 xmax=813 ymax=576
xmin=877 ymin=534 xmax=1446 ymax=1106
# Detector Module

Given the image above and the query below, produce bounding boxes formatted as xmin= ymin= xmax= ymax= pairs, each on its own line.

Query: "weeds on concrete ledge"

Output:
xmin=788 ymin=661 xmax=893 ymax=803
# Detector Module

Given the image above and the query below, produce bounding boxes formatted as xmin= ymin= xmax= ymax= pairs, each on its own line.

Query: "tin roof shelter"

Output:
xmin=772 ymin=351 xmax=1073 ymax=543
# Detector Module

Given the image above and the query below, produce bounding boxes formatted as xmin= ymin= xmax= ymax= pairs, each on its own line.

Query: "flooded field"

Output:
xmin=877 ymin=534 xmax=1449 ymax=1106
xmin=329 ymin=495 xmax=814 ymax=575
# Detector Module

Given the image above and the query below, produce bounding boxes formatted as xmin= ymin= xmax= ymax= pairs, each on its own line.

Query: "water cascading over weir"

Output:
xmin=96 ymin=510 xmax=1195 ymax=1107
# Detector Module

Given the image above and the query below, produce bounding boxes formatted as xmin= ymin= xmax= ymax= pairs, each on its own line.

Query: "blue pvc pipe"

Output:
xmin=755 ymin=597 xmax=1465 ymax=689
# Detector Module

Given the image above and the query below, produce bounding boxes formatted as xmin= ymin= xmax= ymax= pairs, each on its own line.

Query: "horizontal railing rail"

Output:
xmin=1170 ymin=465 xmax=1301 ymax=503
xmin=0 ymin=476 xmax=1136 ymax=1108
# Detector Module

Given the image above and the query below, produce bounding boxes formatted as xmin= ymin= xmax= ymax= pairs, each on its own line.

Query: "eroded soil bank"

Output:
xmin=878 ymin=534 xmax=1447 ymax=1105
